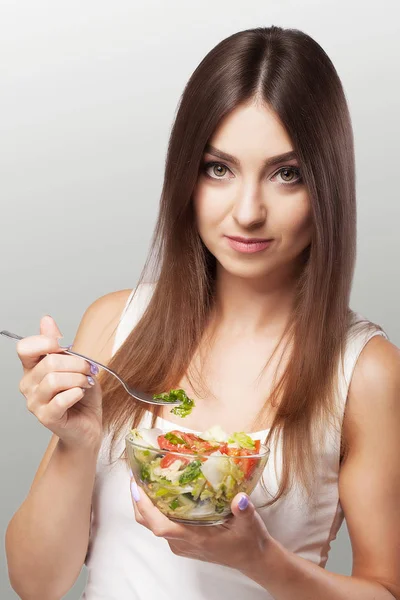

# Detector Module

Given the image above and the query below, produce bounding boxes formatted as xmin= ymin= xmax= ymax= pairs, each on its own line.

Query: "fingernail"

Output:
xmin=90 ymin=362 xmax=99 ymax=375
xmin=129 ymin=469 xmax=133 ymax=477
xmin=57 ymin=338 xmax=72 ymax=349
xmin=238 ymin=494 xmax=249 ymax=511
xmin=131 ymin=479 xmax=140 ymax=502
xmin=87 ymin=376 xmax=95 ymax=386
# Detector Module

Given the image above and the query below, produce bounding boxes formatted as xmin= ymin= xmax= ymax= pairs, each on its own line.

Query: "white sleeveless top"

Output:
xmin=81 ymin=282 xmax=388 ymax=600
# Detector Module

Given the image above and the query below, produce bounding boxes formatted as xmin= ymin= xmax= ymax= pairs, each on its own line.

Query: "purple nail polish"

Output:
xmin=238 ymin=494 xmax=249 ymax=510
xmin=131 ymin=479 xmax=140 ymax=502
xmin=129 ymin=468 xmax=133 ymax=477
xmin=90 ymin=363 xmax=99 ymax=375
xmin=57 ymin=338 xmax=72 ymax=349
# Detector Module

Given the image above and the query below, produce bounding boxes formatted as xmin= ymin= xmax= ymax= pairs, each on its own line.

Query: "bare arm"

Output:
xmin=242 ymin=335 xmax=400 ymax=600
xmin=5 ymin=289 xmax=132 ymax=600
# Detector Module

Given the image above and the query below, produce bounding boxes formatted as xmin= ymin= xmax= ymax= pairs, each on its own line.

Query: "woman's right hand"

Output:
xmin=16 ymin=315 xmax=103 ymax=449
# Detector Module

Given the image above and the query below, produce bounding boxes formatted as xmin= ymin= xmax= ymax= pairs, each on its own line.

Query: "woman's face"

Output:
xmin=193 ymin=100 xmax=313 ymax=283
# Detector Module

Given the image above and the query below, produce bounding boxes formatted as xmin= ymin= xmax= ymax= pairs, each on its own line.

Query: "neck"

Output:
xmin=211 ymin=262 xmax=302 ymax=338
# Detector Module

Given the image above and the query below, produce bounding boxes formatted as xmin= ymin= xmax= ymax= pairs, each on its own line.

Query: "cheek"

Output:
xmin=193 ymin=187 xmax=225 ymax=235
xmin=277 ymin=194 xmax=313 ymax=241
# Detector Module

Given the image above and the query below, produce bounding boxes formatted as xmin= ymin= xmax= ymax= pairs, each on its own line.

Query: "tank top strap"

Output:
xmin=98 ymin=282 xmax=157 ymax=462
xmin=335 ymin=311 xmax=389 ymax=416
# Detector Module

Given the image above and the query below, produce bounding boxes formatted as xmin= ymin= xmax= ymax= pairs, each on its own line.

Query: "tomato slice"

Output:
xmin=178 ymin=432 xmax=199 ymax=445
xmin=178 ymin=432 xmax=220 ymax=454
xmin=158 ymin=431 xmax=220 ymax=455
xmin=219 ymin=439 xmax=261 ymax=480
xmin=157 ymin=433 xmax=195 ymax=454
xmin=219 ymin=442 xmax=229 ymax=454
xmin=160 ymin=453 xmax=191 ymax=468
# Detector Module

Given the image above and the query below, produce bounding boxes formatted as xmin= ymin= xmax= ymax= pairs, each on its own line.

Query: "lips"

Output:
xmin=225 ymin=235 xmax=273 ymax=243
xmin=225 ymin=236 xmax=274 ymax=254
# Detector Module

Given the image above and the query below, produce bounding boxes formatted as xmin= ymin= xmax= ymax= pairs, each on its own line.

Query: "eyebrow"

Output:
xmin=204 ymin=144 xmax=298 ymax=168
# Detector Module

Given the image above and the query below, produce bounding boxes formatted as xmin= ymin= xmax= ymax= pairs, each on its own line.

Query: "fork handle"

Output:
xmin=1 ymin=330 xmax=24 ymax=341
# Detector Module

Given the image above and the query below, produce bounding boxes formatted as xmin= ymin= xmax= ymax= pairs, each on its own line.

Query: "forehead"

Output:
xmin=207 ymin=101 xmax=294 ymax=161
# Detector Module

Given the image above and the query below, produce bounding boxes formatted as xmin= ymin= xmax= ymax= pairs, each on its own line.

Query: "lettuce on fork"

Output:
xmin=152 ymin=388 xmax=195 ymax=418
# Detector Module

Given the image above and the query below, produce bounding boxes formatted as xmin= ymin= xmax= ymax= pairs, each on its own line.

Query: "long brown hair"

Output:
xmin=99 ymin=26 xmax=385 ymax=507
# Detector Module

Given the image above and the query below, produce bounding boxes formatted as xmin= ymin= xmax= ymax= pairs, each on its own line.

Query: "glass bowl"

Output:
xmin=125 ymin=431 xmax=270 ymax=526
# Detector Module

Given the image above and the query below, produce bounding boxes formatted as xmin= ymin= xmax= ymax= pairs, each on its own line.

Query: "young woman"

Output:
xmin=6 ymin=25 xmax=400 ymax=600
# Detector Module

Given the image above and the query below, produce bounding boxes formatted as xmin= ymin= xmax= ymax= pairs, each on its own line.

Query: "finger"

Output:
xmin=35 ymin=363 xmax=94 ymax=397
xmin=130 ymin=479 xmax=149 ymax=529
xmin=130 ymin=488 xmax=146 ymax=526
xmin=30 ymin=353 xmax=94 ymax=388
xmin=129 ymin=478 xmax=189 ymax=541
xmin=27 ymin=372 xmax=91 ymax=412
xmin=39 ymin=314 xmax=63 ymax=340
xmin=230 ymin=493 xmax=256 ymax=521
xmin=35 ymin=387 xmax=86 ymax=426
xmin=16 ymin=334 xmax=69 ymax=372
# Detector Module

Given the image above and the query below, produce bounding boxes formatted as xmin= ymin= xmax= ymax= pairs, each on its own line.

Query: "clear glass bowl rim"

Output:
xmin=125 ymin=432 xmax=271 ymax=459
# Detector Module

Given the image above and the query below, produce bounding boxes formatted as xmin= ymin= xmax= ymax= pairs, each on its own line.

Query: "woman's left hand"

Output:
xmin=129 ymin=475 xmax=272 ymax=573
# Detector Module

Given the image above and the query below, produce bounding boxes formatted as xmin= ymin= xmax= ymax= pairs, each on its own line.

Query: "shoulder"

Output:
xmin=348 ymin=333 xmax=400 ymax=412
xmin=88 ymin=288 xmax=134 ymax=315
xmin=72 ymin=288 xmax=134 ymax=364
xmin=344 ymin=333 xmax=400 ymax=448
xmin=82 ymin=289 xmax=133 ymax=325
xmin=79 ymin=283 xmax=156 ymax=357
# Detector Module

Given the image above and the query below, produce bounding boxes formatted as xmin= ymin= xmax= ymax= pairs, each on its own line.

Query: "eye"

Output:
xmin=201 ymin=161 xmax=232 ymax=180
xmin=272 ymin=166 xmax=302 ymax=186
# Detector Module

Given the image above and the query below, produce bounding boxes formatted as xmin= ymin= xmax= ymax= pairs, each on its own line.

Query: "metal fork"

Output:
xmin=0 ymin=330 xmax=182 ymax=407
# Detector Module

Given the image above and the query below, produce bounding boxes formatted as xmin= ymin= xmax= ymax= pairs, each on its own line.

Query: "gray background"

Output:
xmin=1 ymin=1 xmax=399 ymax=598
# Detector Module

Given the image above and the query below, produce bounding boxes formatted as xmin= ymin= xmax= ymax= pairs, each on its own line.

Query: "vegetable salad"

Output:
xmin=126 ymin=425 xmax=269 ymax=523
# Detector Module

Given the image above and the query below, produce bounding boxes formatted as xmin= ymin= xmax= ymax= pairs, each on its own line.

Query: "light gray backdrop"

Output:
xmin=1 ymin=1 xmax=399 ymax=598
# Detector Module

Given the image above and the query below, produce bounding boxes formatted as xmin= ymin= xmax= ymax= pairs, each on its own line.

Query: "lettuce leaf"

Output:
xmin=153 ymin=388 xmax=195 ymax=418
xmin=179 ymin=460 xmax=202 ymax=485
xmin=164 ymin=432 xmax=187 ymax=445
xmin=227 ymin=432 xmax=255 ymax=450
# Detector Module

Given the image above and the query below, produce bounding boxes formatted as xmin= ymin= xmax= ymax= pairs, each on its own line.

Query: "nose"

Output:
xmin=231 ymin=184 xmax=267 ymax=229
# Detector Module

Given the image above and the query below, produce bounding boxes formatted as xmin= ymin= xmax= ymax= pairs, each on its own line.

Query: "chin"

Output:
xmin=215 ymin=255 xmax=273 ymax=279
